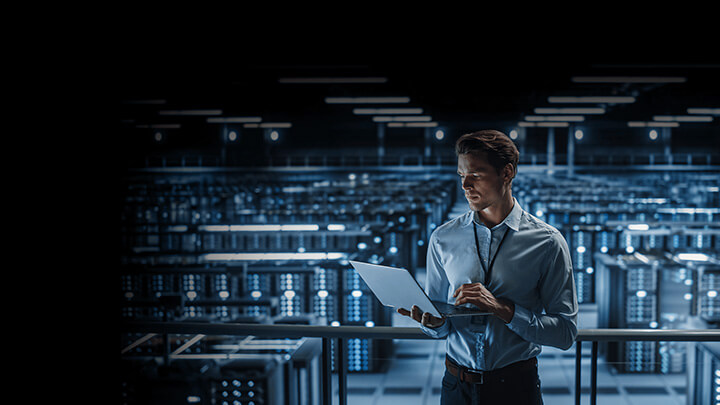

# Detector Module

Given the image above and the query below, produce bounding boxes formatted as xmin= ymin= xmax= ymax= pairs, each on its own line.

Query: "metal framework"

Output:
xmin=121 ymin=321 xmax=720 ymax=405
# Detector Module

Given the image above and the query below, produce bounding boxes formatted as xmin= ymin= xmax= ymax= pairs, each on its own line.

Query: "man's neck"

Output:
xmin=475 ymin=192 xmax=514 ymax=229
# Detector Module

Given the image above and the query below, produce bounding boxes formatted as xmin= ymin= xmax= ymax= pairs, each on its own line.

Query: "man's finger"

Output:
xmin=411 ymin=305 xmax=423 ymax=322
xmin=422 ymin=312 xmax=445 ymax=327
xmin=397 ymin=308 xmax=410 ymax=316
xmin=422 ymin=312 xmax=436 ymax=323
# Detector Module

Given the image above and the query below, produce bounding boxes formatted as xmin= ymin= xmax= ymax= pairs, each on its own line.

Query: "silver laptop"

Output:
xmin=349 ymin=260 xmax=490 ymax=318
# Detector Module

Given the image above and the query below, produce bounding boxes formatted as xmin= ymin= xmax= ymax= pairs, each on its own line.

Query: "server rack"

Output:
xmin=596 ymin=251 xmax=703 ymax=374
xmin=687 ymin=342 xmax=720 ymax=405
xmin=121 ymin=170 xmax=457 ymax=379
xmin=121 ymin=335 xmax=322 ymax=405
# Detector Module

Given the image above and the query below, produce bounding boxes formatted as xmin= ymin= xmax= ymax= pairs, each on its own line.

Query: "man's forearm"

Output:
xmin=493 ymin=297 xmax=515 ymax=323
xmin=506 ymin=305 xmax=578 ymax=350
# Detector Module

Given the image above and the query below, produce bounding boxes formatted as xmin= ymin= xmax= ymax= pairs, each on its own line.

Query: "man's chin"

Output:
xmin=467 ymin=201 xmax=484 ymax=211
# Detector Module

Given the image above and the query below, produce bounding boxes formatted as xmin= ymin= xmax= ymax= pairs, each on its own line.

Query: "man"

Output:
xmin=398 ymin=129 xmax=578 ymax=404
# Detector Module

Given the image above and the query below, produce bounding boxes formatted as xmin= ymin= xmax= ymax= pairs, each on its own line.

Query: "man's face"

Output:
xmin=457 ymin=152 xmax=509 ymax=212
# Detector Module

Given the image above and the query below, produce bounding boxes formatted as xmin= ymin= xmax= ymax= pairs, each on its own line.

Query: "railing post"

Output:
xmin=322 ymin=337 xmax=332 ymax=405
xmin=591 ymin=341 xmax=598 ymax=405
xmin=575 ymin=341 xmax=581 ymax=405
xmin=338 ymin=338 xmax=347 ymax=405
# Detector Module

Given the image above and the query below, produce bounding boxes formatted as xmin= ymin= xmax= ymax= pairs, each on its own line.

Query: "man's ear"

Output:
xmin=503 ymin=163 xmax=515 ymax=184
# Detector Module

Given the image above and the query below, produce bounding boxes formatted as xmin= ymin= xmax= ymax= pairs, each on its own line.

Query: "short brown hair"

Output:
xmin=455 ymin=130 xmax=519 ymax=179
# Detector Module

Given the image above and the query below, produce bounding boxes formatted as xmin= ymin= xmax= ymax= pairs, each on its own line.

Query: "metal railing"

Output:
xmin=121 ymin=321 xmax=720 ymax=405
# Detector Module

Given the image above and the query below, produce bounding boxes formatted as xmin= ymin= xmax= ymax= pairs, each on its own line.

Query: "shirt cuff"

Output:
xmin=420 ymin=319 xmax=450 ymax=339
xmin=506 ymin=304 xmax=533 ymax=335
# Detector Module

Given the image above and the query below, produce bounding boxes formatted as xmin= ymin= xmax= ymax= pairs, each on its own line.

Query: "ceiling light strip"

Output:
xmin=534 ymin=108 xmax=605 ymax=114
xmin=279 ymin=77 xmax=388 ymax=84
xmin=387 ymin=122 xmax=438 ymax=128
xmin=325 ymin=97 xmax=410 ymax=104
xmin=372 ymin=116 xmax=432 ymax=122
xmin=243 ymin=122 xmax=293 ymax=128
xmin=524 ymin=115 xmax=585 ymax=122
xmin=207 ymin=117 xmax=263 ymax=123
xmin=627 ymin=122 xmax=680 ymax=128
xmin=518 ymin=122 xmax=569 ymax=127
xmin=687 ymin=108 xmax=720 ymax=115
xmin=202 ymin=252 xmax=348 ymax=261
xmin=571 ymin=76 xmax=687 ymax=83
xmin=653 ymin=115 xmax=713 ymax=122
xmin=547 ymin=96 xmax=636 ymax=103
xmin=354 ymin=108 xmax=423 ymax=115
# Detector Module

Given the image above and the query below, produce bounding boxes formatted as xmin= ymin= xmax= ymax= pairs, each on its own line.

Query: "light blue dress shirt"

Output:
xmin=420 ymin=197 xmax=578 ymax=371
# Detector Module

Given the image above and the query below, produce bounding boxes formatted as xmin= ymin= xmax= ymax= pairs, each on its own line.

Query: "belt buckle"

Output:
xmin=462 ymin=369 xmax=484 ymax=385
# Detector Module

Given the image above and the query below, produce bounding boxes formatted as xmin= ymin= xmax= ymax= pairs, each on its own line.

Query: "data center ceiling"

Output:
xmin=118 ymin=49 xmax=720 ymax=159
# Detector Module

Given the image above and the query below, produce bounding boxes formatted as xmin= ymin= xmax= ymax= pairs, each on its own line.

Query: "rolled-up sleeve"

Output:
xmin=419 ymin=232 xmax=451 ymax=339
xmin=506 ymin=231 xmax=578 ymax=350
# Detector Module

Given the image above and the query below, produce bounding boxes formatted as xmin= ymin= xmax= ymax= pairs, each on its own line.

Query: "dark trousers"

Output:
xmin=441 ymin=358 xmax=543 ymax=405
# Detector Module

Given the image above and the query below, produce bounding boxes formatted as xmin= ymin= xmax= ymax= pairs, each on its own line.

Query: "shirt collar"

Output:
xmin=465 ymin=197 xmax=522 ymax=231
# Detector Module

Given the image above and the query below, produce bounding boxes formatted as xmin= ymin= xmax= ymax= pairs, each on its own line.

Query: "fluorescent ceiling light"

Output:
xmin=280 ymin=224 xmax=320 ymax=231
xmin=518 ymin=122 xmax=569 ymax=127
xmin=534 ymin=108 xmax=605 ymax=114
xmin=158 ymin=109 xmax=223 ymax=116
xmin=571 ymin=76 xmax=687 ymax=83
xmin=325 ymin=97 xmax=410 ymax=104
xmin=387 ymin=122 xmax=438 ymax=127
xmin=687 ymin=108 xmax=720 ymax=115
xmin=524 ymin=115 xmax=585 ymax=122
xmin=207 ymin=117 xmax=262 ymax=123
xmin=627 ymin=121 xmax=680 ymax=128
xmin=628 ymin=224 xmax=650 ymax=231
xmin=245 ymin=123 xmax=293 ymax=128
xmin=198 ymin=224 xmax=318 ymax=232
xmin=676 ymin=253 xmax=710 ymax=262
xmin=537 ymin=122 xmax=569 ymax=127
xmin=652 ymin=115 xmax=713 ymax=122
xmin=259 ymin=122 xmax=292 ymax=128
xmin=354 ymin=108 xmax=423 ymax=115
xmin=278 ymin=77 xmax=388 ymax=84
xmin=372 ymin=116 xmax=432 ymax=122
xmin=548 ymin=96 xmax=636 ymax=103
xmin=633 ymin=252 xmax=651 ymax=264
xmin=202 ymin=252 xmax=347 ymax=261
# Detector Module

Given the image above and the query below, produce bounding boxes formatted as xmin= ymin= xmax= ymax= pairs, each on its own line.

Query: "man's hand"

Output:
xmin=453 ymin=282 xmax=515 ymax=323
xmin=397 ymin=305 xmax=446 ymax=328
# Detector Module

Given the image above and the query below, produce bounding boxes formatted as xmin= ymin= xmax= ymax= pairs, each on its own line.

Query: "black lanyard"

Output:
xmin=473 ymin=222 xmax=510 ymax=284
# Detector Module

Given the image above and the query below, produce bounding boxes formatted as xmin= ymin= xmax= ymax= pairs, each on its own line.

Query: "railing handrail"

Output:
xmin=121 ymin=321 xmax=720 ymax=405
xmin=121 ymin=321 xmax=720 ymax=342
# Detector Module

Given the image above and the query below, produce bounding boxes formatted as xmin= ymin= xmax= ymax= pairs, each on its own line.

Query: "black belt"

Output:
xmin=445 ymin=356 xmax=537 ymax=384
